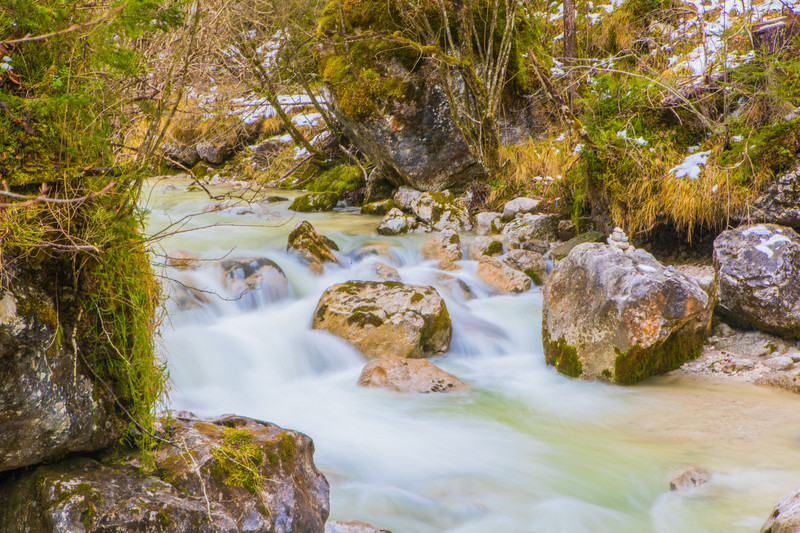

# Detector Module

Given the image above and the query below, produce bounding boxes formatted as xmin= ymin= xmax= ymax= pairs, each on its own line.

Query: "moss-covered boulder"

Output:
xmin=312 ymin=281 xmax=451 ymax=359
xmin=358 ymin=357 xmax=466 ymax=393
xmin=287 ymin=221 xmax=340 ymax=274
xmin=542 ymin=243 xmax=713 ymax=384
xmin=468 ymin=236 xmax=506 ymax=260
xmin=714 ymin=224 xmax=800 ymax=338
xmin=0 ymin=413 xmax=330 ymax=533
xmin=548 ymin=230 xmax=607 ymax=261
xmin=0 ymin=268 xmax=122 ymax=473
xmin=290 ymin=192 xmax=341 ymax=213
xmin=475 ymin=212 xmax=504 ymax=235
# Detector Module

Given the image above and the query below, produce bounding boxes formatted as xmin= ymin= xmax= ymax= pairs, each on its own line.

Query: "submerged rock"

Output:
xmin=312 ymin=281 xmax=451 ymax=359
xmin=220 ymin=256 xmax=289 ymax=302
xmin=358 ymin=357 xmax=466 ymax=393
xmin=326 ymin=521 xmax=387 ymax=533
xmin=290 ymin=192 xmax=340 ymax=213
xmin=761 ymin=485 xmax=800 ymax=533
xmin=374 ymin=262 xmax=401 ymax=282
xmin=543 ymin=243 xmax=713 ymax=384
xmin=0 ymin=279 xmax=121 ymax=472
xmin=669 ymin=466 xmax=710 ymax=491
xmin=714 ymin=224 xmax=800 ymax=339
xmin=166 ymin=250 xmax=201 ymax=270
xmin=421 ymin=229 xmax=462 ymax=263
xmin=0 ymin=413 xmax=330 ymax=533
xmin=287 ymin=221 xmax=340 ymax=274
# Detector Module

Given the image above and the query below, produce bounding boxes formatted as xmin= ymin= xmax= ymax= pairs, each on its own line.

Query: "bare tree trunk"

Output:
xmin=563 ymin=0 xmax=578 ymax=110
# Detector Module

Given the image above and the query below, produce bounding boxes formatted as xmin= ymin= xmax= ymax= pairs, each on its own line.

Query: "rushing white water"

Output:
xmin=146 ymin=177 xmax=800 ymax=533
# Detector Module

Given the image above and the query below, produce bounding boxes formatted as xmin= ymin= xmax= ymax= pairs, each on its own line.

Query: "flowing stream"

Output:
xmin=145 ymin=176 xmax=800 ymax=533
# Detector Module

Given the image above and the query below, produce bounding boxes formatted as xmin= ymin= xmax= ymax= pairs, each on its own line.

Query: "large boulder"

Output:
xmin=312 ymin=281 xmax=451 ymax=359
xmin=0 ymin=280 xmax=121 ymax=473
xmin=320 ymin=60 xmax=485 ymax=192
xmin=287 ymin=221 xmax=340 ymax=274
xmin=0 ymin=413 xmax=330 ymax=532
xmin=475 ymin=212 xmax=504 ymax=235
xmin=358 ymin=357 xmax=466 ymax=393
xmin=762 ymin=485 xmax=800 ymax=533
xmin=502 ymin=197 xmax=540 ymax=221
xmin=542 ymin=243 xmax=713 ymax=384
xmin=713 ymin=224 xmax=800 ymax=338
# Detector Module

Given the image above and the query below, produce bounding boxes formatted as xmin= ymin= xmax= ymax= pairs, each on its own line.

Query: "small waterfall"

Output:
xmin=148 ymin=178 xmax=800 ymax=533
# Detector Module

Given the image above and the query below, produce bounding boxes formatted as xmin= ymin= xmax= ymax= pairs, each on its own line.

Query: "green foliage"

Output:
xmin=306 ymin=164 xmax=364 ymax=193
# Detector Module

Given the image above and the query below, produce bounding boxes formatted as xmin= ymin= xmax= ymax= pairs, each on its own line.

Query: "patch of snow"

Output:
xmin=637 ymin=264 xmax=658 ymax=273
xmin=616 ymin=129 xmax=648 ymax=145
xmin=742 ymin=225 xmax=771 ymax=236
xmin=755 ymin=234 xmax=791 ymax=258
xmin=573 ymin=143 xmax=584 ymax=153
xmin=711 ymin=184 xmax=719 ymax=193
xmin=670 ymin=150 xmax=712 ymax=180
xmin=555 ymin=133 xmax=566 ymax=142
xmin=291 ymin=113 xmax=322 ymax=128
xmin=273 ymin=134 xmax=294 ymax=143
xmin=732 ymin=135 xmax=743 ymax=143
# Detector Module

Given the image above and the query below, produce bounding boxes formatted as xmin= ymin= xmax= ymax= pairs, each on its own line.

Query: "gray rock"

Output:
xmin=764 ymin=356 xmax=796 ymax=371
xmin=0 ymin=279 xmax=121 ymax=473
xmin=750 ymin=163 xmax=800 ymax=229
xmin=410 ymin=191 xmax=472 ymax=232
xmin=475 ymin=212 xmax=504 ymax=235
xmin=252 ymin=140 xmax=281 ymax=166
xmin=393 ymin=186 xmax=423 ymax=212
xmin=501 ymin=213 xmax=559 ymax=244
xmin=377 ymin=208 xmax=417 ymax=236
xmin=166 ymin=250 xmax=201 ymax=271
xmin=543 ymin=244 xmax=713 ymax=384
xmin=548 ymin=231 xmax=607 ymax=261
xmin=0 ymin=413 xmax=330 ymax=533
xmin=363 ymin=167 xmax=396 ymax=204
xmin=761 ymin=484 xmax=800 ymax=533
xmin=163 ymin=140 xmax=201 ymax=168
xmin=312 ymin=281 xmax=451 ymax=360
xmin=557 ymin=219 xmax=578 ymax=241
xmin=503 ymin=197 xmax=540 ymax=221
xmin=196 ymin=140 xmax=234 ymax=165
xmin=714 ymin=224 xmax=800 ymax=338
xmin=502 ymin=249 xmax=547 ymax=286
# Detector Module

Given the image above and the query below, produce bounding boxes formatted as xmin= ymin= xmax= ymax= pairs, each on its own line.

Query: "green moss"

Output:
xmin=543 ymin=332 xmax=583 ymax=378
xmin=289 ymin=192 xmax=340 ymax=212
xmin=307 ymin=165 xmax=365 ymax=194
xmin=347 ymin=311 xmax=385 ymax=328
xmin=417 ymin=301 xmax=451 ymax=355
xmin=484 ymin=240 xmax=503 ymax=256
xmin=361 ymin=199 xmax=394 ymax=216
xmin=381 ymin=281 xmax=403 ymax=288
xmin=410 ymin=292 xmax=424 ymax=304
xmin=210 ymin=427 xmax=264 ymax=494
xmin=277 ymin=433 xmax=295 ymax=461
xmin=523 ymin=269 xmax=543 ymax=286
xmin=16 ymin=298 xmax=59 ymax=329
xmin=613 ymin=323 xmax=707 ymax=384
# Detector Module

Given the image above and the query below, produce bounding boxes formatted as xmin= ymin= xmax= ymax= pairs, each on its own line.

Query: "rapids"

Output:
xmin=146 ymin=177 xmax=800 ymax=533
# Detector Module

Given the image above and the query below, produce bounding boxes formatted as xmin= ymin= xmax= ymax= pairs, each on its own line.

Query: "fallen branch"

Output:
xmin=0 ymin=181 xmax=116 ymax=208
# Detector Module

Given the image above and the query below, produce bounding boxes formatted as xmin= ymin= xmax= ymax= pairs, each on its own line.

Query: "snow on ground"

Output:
xmin=670 ymin=150 xmax=712 ymax=179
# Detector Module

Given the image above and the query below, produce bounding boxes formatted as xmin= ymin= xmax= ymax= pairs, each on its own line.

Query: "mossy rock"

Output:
xmin=362 ymin=199 xmax=395 ymax=216
xmin=289 ymin=192 xmax=340 ymax=212
xmin=549 ymin=230 xmax=607 ymax=261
